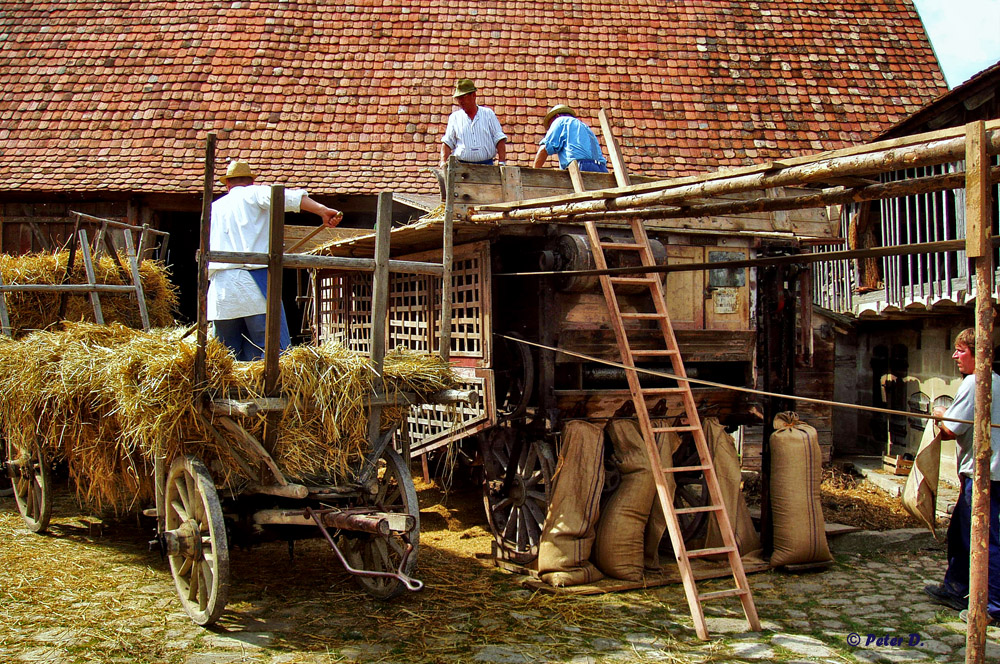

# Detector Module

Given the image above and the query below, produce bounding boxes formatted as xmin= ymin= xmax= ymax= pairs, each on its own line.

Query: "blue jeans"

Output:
xmin=213 ymin=270 xmax=290 ymax=361
xmin=573 ymin=159 xmax=608 ymax=173
xmin=460 ymin=158 xmax=495 ymax=165
xmin=944 ymin=475 xmax=1000 ymax=618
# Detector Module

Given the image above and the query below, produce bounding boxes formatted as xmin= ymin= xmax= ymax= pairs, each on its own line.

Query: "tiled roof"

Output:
xmin=0 ymin=1 xmax=947 ymax=197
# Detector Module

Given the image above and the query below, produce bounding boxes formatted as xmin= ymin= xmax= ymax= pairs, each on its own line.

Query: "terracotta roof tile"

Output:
xmin=0 ymin=0 xmax=947 ymax=196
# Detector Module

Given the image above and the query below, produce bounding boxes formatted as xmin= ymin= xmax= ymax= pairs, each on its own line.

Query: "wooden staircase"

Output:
xmin=582 ymin=217 xmax=761 ymax=640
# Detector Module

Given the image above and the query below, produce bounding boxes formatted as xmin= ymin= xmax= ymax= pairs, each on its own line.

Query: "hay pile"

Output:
xmin=0 ymin=251 xmax=178 ymax=334
xmin=0 ymin=322 xmax=456 ymax=512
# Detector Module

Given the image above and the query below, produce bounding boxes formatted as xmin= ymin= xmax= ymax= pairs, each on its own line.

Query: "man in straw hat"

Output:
xmin=210 ymin=159 xmax=342 ymax=361
xmin=440 ymin=78 xmax=507 ymax=167
xmin=923 ymin=327 xmax=1000 ymax=626
xmin=532 ymin=104 xmax=608 ymax=173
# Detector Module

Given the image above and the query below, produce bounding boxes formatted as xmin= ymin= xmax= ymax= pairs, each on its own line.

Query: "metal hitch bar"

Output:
xmin=305 ymin=507 xmax=423 ymax=592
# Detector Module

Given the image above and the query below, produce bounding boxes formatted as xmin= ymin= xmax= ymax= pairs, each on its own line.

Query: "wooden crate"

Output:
xmin=882 ymin=454 xmax=913 ymax=476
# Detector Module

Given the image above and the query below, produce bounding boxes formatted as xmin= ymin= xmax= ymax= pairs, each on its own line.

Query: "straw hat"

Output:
xmin=220 ymin=160 xmax=255 ymax=182
xmin=452 ymin=78 xmax=477 ymax=98
xmin=543 ymin=104 xmax=576 ymax=128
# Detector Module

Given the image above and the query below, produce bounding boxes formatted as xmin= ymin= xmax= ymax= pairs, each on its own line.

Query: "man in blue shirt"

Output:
xmin=532 ymin=105 xmax=608 ymax=173
xmin=924 ymin=328 xmax=1000 ymax=626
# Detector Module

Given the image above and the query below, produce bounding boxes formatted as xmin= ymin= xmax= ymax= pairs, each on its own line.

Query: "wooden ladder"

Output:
xmin=582 ymin=217 xmax=761 ymax=640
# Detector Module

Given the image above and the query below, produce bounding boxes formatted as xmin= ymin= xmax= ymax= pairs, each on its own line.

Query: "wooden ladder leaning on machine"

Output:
xmin=575 ymin=111 xmax=761 ymax=640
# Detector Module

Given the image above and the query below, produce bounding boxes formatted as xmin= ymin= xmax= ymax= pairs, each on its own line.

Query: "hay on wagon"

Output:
xmin=0 ymin=322 xmax=456 ymax=512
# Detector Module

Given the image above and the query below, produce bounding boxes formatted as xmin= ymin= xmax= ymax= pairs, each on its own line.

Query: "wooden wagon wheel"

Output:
xmin=341 ymin=447 xmax=420 ymax=600
xmin=5 ymin=437 xmax=52 ymax=533
xmin=163 ymin=455 xmax=230 ymax=626
xmin=482 ymin=428 xmax=554 ymax=564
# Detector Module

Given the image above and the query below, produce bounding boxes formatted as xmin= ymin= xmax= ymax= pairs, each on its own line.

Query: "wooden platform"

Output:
xmin=495 ymin=551 xmax=771 ymax=596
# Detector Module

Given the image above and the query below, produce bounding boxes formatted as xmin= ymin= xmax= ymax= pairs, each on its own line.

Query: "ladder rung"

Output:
xmin=686 ymin=546 xmax=737 ymax=559
xmin=663 ymin=464 xmax=710 ymax=473
xmin=630 ymin=349 xmax=679 ymax=357
xmin=674 ymin=504 xmax=725 ymax=515
xmin=608 ymin=276 xmax=657 ymax=286
xmin=639 ymin=387 xmax=687 ymax=395
xmin=652 ymin=425 xmax=699 ymax=433
xmin=620 ymin=312 xmax=666 ymax=320
xmin=700 ymin=588 xmax=749 ymax=601
xmin=599 ymin=241 xmax=644 ymax=251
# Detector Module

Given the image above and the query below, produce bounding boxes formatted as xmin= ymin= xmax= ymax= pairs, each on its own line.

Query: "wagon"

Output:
xmin=2 ymin=158 xmax=474 ymax=626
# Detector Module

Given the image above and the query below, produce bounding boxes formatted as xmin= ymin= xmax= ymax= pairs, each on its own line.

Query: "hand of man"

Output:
xmin=321 ymin=208 xmax=343 ymax=228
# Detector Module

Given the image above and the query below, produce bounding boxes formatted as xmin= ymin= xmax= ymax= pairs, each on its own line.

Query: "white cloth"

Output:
xmin=208 ymin=184 xmax=305 ymax=321
xmin=441 ymin=106 xmax=506 ymax=162
xmin=944 ymin=371 xmax=1000 ymax=481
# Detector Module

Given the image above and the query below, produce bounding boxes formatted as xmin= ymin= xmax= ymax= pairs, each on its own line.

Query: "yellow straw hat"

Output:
xmin=220 ymin=160 xmax=255 ymax=182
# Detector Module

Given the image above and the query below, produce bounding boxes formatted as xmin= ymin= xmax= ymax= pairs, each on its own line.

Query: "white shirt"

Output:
xmin=208 ymin=184 xmax=306 ymax=321
xmin=441 ymin=106 xmax=506 ymax=163
xmin=944 ymin=371 xmax=1000 ymax=481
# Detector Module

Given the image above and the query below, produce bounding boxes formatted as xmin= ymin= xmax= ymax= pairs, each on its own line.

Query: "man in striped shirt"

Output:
xmin=440 ymin=79 xmax=507 ymax=167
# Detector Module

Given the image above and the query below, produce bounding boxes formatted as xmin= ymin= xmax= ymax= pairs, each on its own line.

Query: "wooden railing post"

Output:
xmin=965 ymin=119 xmax=994 ymax=664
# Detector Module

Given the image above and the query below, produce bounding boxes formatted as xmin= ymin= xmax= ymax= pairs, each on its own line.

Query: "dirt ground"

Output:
xmin=0 ymin=467 xmax=982 ymax=664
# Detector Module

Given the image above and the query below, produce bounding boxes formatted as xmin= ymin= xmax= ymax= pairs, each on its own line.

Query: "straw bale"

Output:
xmin=0 ymin=323 xmax=456 ymax=512
xmin=0 ymin=251 xmax=178 ymax=335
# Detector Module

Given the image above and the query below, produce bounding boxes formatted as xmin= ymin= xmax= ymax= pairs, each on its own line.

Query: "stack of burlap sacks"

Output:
xmin=537 ymin=411 xmax=831 ymax=586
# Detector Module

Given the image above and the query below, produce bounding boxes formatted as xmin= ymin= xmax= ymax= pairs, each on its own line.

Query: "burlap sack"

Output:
xmin=593 ymin=419 xmax=656 ymax=580
xmin=769 ymin=411 xmax=833 ymax=567
xmin=538 ymin=420 xmax=605 ymax=587
xmin=902 ymin=419 xmax=941 ymax=538
xmin=644 ymin=422 xmax=680 ymax=571
xmin=703 ymin=417 xmax=762 ymax=557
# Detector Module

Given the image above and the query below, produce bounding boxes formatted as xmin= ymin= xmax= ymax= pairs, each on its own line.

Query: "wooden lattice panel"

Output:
xmin=315 ymin=271 xmax=349 ymax=346
xmin=389 ymin=273 xmax=431 ymax=353
xmin=404 ymin=368 xmax=492 ymax=456
xmin=346 ymin=274 xmax=374 ymax=355
xmin=432 ymin=250 xmax=485 ymax=358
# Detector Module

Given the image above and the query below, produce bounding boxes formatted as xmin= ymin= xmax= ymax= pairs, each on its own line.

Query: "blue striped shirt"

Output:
xmin=442 ymin=106 xmax=507 ymax=162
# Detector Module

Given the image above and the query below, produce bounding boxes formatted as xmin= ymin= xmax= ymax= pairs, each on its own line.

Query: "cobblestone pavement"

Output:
xmin=2 ymin=487 xmax=998 ymax=664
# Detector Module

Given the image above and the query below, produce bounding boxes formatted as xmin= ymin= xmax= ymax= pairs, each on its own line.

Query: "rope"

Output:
xmin=497 ymin=333 xmax=995 ymax=430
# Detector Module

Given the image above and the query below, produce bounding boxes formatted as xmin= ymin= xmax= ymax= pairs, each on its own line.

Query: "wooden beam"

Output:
xmin=598 ymin=108 xmax=631 ymax=188
xmin=500 ymin=164 xmax=524 ymax=202
xmin=474 ymin=118 xmax=1000 ymax=214
xmin=262 ymin=185 xmax=285 ymax=457
xmin=365 ymin=192 xmax=393 ymax=455
xmin=194 ymin=133 xmax=215 ymax=391
xmin=440 ymin=157 xmax=457 ymax=362
xmin=967 ymin=119 xmax=994 ymax=664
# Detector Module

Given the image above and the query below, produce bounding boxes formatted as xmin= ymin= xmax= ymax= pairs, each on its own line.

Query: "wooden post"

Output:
xmin=262 ymin=185 xmax=285 ymax=456
xmin=78 ymin=229 xmax=104 ymax=325
xmin=57 ymin=214 xmax=82 ymax=320
xmin=366 ymin=192 xmax=393 ymax=459
xmin=598 ymin=108 xmax=632 ymax=188
xmin=122 ymin=230 xmax=150 ymax=331
xmin=194 ymin=133 xmax=216 ymax=391
xmin=439 ymin=156 xmax=456 ymax=362
xmin=965 ymin=120 xmax=994 ymax=664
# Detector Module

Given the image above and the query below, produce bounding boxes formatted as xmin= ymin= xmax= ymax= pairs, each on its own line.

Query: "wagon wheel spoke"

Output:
xmin=170 ymin=499 xmax=190 ymax=522
xmin=187 ymin=560 xmax=201 ymax=602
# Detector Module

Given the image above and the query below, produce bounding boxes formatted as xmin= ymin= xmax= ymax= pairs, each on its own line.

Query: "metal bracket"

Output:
xmin=305 ymin=507 xmax=423 ymax=592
